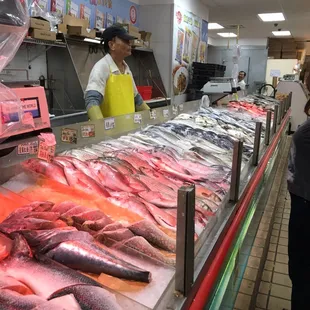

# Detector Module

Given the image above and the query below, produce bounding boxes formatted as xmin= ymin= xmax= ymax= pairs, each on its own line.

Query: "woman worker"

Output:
xmin=85 ymin=24 xmax=150 ymax=120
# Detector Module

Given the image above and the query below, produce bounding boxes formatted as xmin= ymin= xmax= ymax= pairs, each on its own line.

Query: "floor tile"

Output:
xmin=282 ymin=219 xmax=289 ymax=225
xmin=269 ymin=243 xmax=277 ymax=252
xmin=259 ymin=281 xmax=271 ymax=295
xmin=268 ymin=296 xmax=291 ymax=310
xmin=262 ymin=270 xmax=272 ymax=282
xmin=278 ymin=237 xmax=288 ymax=246
xmin=267 ymin=251 xmax=276 ymax=261
xmin=281 ymin=224 xmax=288 ymax=232
xmin=264 ymin=260 xmax=274 ymax=271
xmin=280 ymin=230 xmax=288 ymax=238
xmin=272 ymin=272 xmax=292 ymax=288
xmin=274 ymin=262 xmax=289 ymax=275
xmin=270 ymin=283 xmax=292 ymax=300
xmin=256 ymin=293 xmax=268 ymax=309
xmin=283 ymin=208 xmax=290 ymax=214
xmin=274 ymin=217 xmax=282 ymax=224
xmin=259 ymin=223 xmax=270 ymax=232
xmin=270 ymin=236 xmax=278 ymax=244
xmin=261 ymin=217 xmax=272 ymax=224
xmin=277 ymin=245 xmax=288 ymax=255
xmin=273 ymin=223 xmax=280 ymax=230
xmin=243 ymin=266 xmax=258 ymax=281
xmin=234 ymin=293 xmax=251 ymax=310
xmin=257 ymin=230 xmax=268 ymax=240
xmin=239 ymin=279 xmax=255 ymax=295
xmin=276 ymin=253 xmax=288 ymax=264
xmin=272 ymin=229 xmax=280 ymax=237
xmin=247 ymin=256 xmax=261 ymax=269
xmin=251 ymin=247 xmax=264 ymax=258
xmin=254 ymin=237 xmax=266 ymax=248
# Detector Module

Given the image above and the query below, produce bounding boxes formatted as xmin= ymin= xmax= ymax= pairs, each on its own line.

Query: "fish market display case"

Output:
xmin=0 ymin=94 xmax=291 ymax=310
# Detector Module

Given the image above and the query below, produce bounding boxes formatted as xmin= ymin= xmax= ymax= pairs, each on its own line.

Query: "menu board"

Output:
xmin=172 ymin=6 xmax=208 ymax=98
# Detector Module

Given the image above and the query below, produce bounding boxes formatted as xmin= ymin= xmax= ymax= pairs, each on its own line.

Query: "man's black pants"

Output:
xmin=289 ymin=192 xmax=310 ymax=310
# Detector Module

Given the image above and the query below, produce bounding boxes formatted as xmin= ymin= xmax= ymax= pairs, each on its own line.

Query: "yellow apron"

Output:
xmin=100 ymin=71 xmax=135 ymax=118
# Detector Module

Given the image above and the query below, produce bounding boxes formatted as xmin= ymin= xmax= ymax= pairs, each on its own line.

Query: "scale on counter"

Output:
xmin=201 ymin=77 xmax=234 ymax=94
xmin=0 ymin=0 xmax=51 ymax=141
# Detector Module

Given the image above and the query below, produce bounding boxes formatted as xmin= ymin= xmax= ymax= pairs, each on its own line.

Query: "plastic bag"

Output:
xmin=0 ymin=0 xmax=34 ymax=140
xmin=231 ymin=45 xmax=241 ymax=90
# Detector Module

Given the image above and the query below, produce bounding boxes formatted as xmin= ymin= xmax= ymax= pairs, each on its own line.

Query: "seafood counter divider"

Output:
xmin=0 ymin=96 xmax=291 ymax=310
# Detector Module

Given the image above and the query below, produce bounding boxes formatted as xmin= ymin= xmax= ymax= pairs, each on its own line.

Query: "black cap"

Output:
xmin=101 ymin=24 xmax=137 ymax=44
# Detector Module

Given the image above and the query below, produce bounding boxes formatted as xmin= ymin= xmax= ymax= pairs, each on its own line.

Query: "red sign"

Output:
xmin=130 ymin=6 xmax=137 ymax=24
xmin=176 ymin=11 xmax=182 ymax=24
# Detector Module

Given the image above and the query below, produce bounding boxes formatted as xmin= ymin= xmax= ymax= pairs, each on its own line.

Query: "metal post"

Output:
xmin=252 ymin=122 xmax=262 ymax=166
xmin=230 ymin=140 xmax=243 ymax=202
xmin=272 ymin=106 xmax=278 ymax=135
xmin=265 ymin=111 xmax=272 ymax=146
xmin=280 ymin=102 xmax=285 ymax=120
xmin=175 ymin=185 xmax=195 ymax=296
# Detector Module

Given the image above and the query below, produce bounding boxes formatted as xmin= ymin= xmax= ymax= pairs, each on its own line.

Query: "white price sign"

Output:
xmin=134 ymin=113 xmax=142 ymax=124
xmin=179 ymin=104 xmax=184 ymax=112
xmin=150 ymin=110 xmax=157 ymax=120
xmin=163 ymin=109 xmax=170 ymax=118
xmin=270 ymin=69 xmax=281 ymax=77
xmin=104 ymin=118 xmax=115 ymax=130
xmin=172 ymin=105 xmax=178 ymax=115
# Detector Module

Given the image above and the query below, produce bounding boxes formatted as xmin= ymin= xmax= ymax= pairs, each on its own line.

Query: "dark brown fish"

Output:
xmin=128 ymin=220 xmax=176 ymax=253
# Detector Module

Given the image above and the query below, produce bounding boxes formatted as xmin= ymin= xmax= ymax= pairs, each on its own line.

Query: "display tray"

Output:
xmin=0 ymin=97 xmax=290 ymax=310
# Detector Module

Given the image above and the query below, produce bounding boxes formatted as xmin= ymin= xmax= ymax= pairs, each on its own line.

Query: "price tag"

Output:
xmin=61 ymin=128 xmax=78 ymax=144
xmin=17 ymin=141 xmax=38 ymax=155
xmin=104 ymin=117 xmax=115 ymax=130
xmin=172 ymin=105 xmax=178 ymax=115
xmin=163 ymin=109 xmax=170 ymax=118
xmin=81 ymin=124 xmax=95 ymax=138
xmin=134 ymin=113 xmax=142 ymax=124
xmin=179 ymin=104 xmax=184 ymax=112
xmin=150 ymin=110 xmax=157 ymax=120
xmin=37 ymin=140 xmax=56 ymax=162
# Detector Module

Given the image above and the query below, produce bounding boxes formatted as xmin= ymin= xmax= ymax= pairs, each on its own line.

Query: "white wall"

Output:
xmin=139 ymin=4 xmax=174 ymax=95
xmin=265 ymin=59 xmax=297 ymax=85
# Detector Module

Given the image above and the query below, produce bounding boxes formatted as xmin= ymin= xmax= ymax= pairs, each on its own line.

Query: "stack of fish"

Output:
xmin=0 ymin=200 xmax=176 ymax=276
xmin=0 ymin=233 xmax=123 ymax=309
xmin=22 ymin=107 xmax=263 ymax=236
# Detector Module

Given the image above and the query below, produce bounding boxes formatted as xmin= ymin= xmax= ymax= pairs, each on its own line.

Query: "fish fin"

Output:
xmin=9 ymin=234 xmax=33 ymax=258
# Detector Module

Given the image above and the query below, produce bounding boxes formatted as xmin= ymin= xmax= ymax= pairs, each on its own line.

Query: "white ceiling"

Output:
xmin=204 ymin=0 xmax=310 ymax=41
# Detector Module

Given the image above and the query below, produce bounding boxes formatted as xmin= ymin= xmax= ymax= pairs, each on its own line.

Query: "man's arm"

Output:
xmin=85 ymin=62 xmax=108 ymax=120
xmin=85 ymin=90 xmax=104 ymax=120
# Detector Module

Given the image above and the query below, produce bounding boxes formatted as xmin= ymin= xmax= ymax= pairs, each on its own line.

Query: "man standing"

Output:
xmin=85 ymin=24 xmax=149 ymax=120
xmin=238 ymin=71 xmax=247 ymax=90
xmin=287 ymin=99 xmax=310 ymax=309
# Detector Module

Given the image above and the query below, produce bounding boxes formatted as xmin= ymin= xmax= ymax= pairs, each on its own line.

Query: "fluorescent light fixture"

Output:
xmin=84 ymin=38 xmax=101 ymax=44
xmin=272 ymin=30 xmax=291 ymax=36
xmin=258 ymin=12 xmax=285 ymax=22
xmin=208 ymin=23 xmax=224 ymax=30
xmin=217 ymin=32 xmax=237 ymax=38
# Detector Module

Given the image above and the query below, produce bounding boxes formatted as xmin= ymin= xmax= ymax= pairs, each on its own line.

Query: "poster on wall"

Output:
xmin=172 ymin=6 xmax=208 ymax=99
xmin=36 ymin=0 xmax=139 ymax=29
xmin=96 ymin=9 xmax=104 ymax=29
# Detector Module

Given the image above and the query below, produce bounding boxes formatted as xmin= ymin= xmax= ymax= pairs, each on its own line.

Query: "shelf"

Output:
xmin=145 ymin=97 xmax=171 ymax=104
xmin=133 ymin=47 xmax=153 ymax=53
xmin=23 ymin=37 xmax=67 ymax=48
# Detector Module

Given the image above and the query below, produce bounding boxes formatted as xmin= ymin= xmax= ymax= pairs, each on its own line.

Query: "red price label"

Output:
xmin=38 ymin=141 xmax=55 ymax=162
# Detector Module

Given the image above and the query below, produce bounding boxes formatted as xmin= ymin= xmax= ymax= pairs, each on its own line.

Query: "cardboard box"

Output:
xmin=30 ymin=29 xmax=56 ymax=41
xmin=30 ymin=17 xmax=50 ymax=30
xmin=67 ymin=26 xmax=96 ymax=38
xmin=139 ymin=31 xmax=152 ymax=42
xmin=123 ymin=23 xmax=139 ymax=33
xmin=58 ymin=23 xmax=67 ymax=34
xmin=129 ymin=31 xmax=141 ymax=40
xmin=63 ymin=15 xmax=89 ymax=28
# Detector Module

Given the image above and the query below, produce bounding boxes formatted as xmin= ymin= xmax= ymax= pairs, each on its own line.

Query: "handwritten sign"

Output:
xmin=134 ymin=113 xmax=142 ymax=124
xmin=104 ymin=118 xmax=115 ymax=130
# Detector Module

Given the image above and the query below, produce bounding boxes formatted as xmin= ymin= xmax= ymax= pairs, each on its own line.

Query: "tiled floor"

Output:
xmin=232 ymin=137 xmax=292 ymax=310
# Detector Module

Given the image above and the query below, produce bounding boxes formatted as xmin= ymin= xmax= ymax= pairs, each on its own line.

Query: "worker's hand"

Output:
xmin=136 ymin=102 xmax=150 ymax=112
xmin=87 ymin=105 xmax=104 ymax=120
